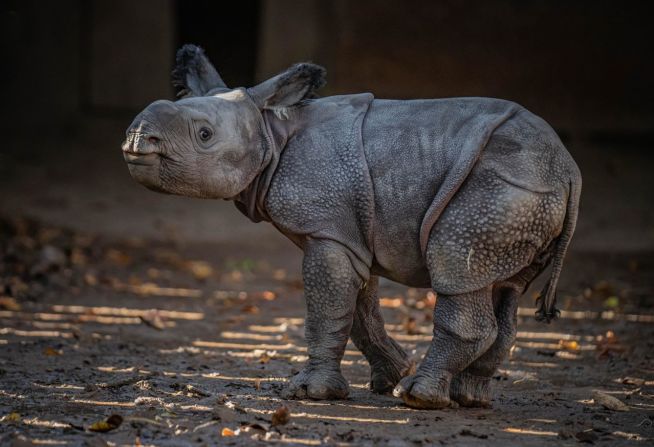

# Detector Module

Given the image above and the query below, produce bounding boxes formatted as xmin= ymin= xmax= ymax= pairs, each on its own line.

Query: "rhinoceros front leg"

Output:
xmin=282 ymin=239 xmax=361 ymax=400
xmin=394 ymin=287 xmax=497 ymax=409
xmin=450 ymin=285 xmax=519 ymax=408
xmin=350 ymin=276 xmax=414 ymax=394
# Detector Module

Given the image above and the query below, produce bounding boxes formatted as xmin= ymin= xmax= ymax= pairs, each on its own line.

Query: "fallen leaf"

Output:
xmin=221 ymin=427 xmax=238 ymax=437
xmin=603 ymin=296 xmax=620 ymax=309
xmin=105 ymin=249 xmax=131 ymax=266
xmin=241 ymin=304 xmax=259 ymax=314
xmin=379 ymin=297 xmax=402 ymax=308
xmin=139 ymin=310 xmax=166 ymax=330
xmin=84 ymin=273 xmax=98 ymax=286
xmin=0 ymin=296 xmax=21 ymax=311
xmin=88 ymin=414 xmax=123 ymax=432
xmin=596 ymin=330 xmax=626 ymax=358
xmin=184 ymin=384 xmax=211 ymax=398
xmin=403 ymin=316 xmax=419 ymax=335
xmin=1 ymin=412 xmax=21 ymax=422
xmin=43 ymin=347 xmax=62 ymax=356
xmin=186 ymin=260 xmax=213 ymax=281
xmin=271 ymin=405 xmax=290 ymax=426
xmin=622 ymin=377 xmax=645 ymax=387
xmin=70 ymin=248 xmax=87 ymax=266
xmin=258 ymin=351 xmax=276 ymax=364
xmin=592 ymin=390 xmax=629 ymax=411
xmin=558 ymin=340 xmax=580 ymax=351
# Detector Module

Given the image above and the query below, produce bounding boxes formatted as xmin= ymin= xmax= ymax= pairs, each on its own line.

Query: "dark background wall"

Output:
xmin=3 ymin=0 xmax=653 ymax=136
xmin=1 ymin=0 xmax=653 ymax=251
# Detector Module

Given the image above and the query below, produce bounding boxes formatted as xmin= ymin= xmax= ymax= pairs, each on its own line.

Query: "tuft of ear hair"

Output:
xmin=247 ymin=63 xmax=326 ymax=114
xmin=171 ymin=44 xmax=227 ymax=98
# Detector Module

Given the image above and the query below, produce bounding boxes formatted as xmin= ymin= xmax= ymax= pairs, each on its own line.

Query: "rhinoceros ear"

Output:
xmin=247 ymin=63 xmax=326 ymax=114
xmin=171 ymin=44 xmax=228 ymax=98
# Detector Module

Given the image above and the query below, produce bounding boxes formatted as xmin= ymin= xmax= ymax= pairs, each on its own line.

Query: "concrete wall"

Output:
xmin=257 ymin=0 xmax=654 ymax=137
xmin=87 ymin=0 xmax=175 ymax=111
xmin=1 ymin=0 xmax=175 ymax=133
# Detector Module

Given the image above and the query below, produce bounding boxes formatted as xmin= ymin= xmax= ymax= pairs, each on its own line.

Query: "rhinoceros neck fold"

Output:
xmin=233 ymin=110 xmax=293 ymax=223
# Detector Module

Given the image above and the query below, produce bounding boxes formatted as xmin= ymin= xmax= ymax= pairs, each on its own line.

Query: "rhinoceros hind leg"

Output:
xmin=350 ymin=276 xmax=415 ymax=394
xmin=450 ymin=283 xmax=520 ymax=407
xmin=394 ymin=287 xmax=497 ymax=409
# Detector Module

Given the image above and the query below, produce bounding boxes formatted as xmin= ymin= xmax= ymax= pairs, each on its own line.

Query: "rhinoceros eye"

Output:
xmin=198 ymin=127 xmax=213 ymax=142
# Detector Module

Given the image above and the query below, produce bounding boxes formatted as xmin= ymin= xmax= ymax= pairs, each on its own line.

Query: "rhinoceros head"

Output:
xmin=122 ymin=44 xmax=325 ymax=199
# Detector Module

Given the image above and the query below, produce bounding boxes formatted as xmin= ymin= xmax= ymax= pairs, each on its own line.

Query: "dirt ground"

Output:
xmin=0 ymin=215 xmax=653 ymax=447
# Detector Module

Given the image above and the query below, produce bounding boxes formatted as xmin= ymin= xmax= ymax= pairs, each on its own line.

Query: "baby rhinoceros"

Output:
xmin=122 ymin=45 xmax=581 ymax=409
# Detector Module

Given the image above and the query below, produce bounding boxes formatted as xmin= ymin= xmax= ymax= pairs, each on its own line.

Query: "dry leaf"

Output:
xmin=139 ymin=310 xmax=165 ymax=330
xmin=258 ymin=351 xmax=276 ymax=364
xmin=379 ymin=297 xmax=402 ymax=308
xmin=558 ymin=340 xmax=580 ymax=351
xmin=1 ymin=412 xmax=21 ymax=422
xmin=105 ymin=249 xmax=131 ymax=266
xmin=84 ymin=273 xmax=98 ymax=286
xmin=596 ymin=330 xmax=626 ymax=358
xmin=0 ymin=296 xmax=21 ymax=311
xmin=241 ymin=304 xmax=259 ymax=314
xmin=43 ymin=347 xmax=62 ymax=356
xmin=186 ymin=260 xmax=213 ymax=281
xmin=403 ymin=316 xmax=419 ymax=335
xmin=89 ymin=414 xmax=123 ymax=432
xmin=261 ymin=290 xmax=276 ymax=301
xmin=271 ymin=405 xmax=291 ymax=426
xmin=221 ymin=427 xmax=238 ymax=437
xmin=592 ymin=390 xmax=629 ymax=411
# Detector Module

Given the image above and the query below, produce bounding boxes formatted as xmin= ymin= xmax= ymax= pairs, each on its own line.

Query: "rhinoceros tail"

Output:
xmin=535 ymin=173 xmax=581 ymax=323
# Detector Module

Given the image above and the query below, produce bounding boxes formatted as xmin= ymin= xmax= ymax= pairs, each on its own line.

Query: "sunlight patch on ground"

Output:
xmin=22 ymin=417 xmax=71 ymax=429
xmin=518 ymin=307 xmax=654 ymax=323
xmin=273 ymin=317 xmax=304 ymax=325
xmin=219 ymin=331 xmax=284 ymax=341
xmin=243 ymin=405 xmax=410 ymax=425
xmin=70 ymin=398 xmax=136 ymax=407
xmin=32 ymin=383 xmax=85 ymax=391
xmin=516 ymin=331 xmax=595 ymax=342
xmin=0 ymin=328 xmax=74 ymax=338
xmin=503 ymin=427 xmax=558 ymax=436
xmin=50 ymin=305 xmax=204 ymax=320
xmin=514 ymin=340 xmax=594 ymax=351
xmin=248 ymin=323 xmax=290 ymax=333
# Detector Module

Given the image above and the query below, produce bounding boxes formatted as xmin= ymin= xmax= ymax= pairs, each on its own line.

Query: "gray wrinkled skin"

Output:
xmin=122 ymin=45 xmax=581 ymax=409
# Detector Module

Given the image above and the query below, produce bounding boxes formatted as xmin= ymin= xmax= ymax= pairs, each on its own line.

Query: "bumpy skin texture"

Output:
xmin=282 ymin=239 xmax=360 ymax=399
xmin=350 ymin=276 xmax=415 ymax=394
xmin=123 ymin=46 xmax=581 ymax=408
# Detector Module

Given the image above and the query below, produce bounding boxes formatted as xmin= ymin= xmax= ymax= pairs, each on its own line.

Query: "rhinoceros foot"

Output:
xmin=370 ymin=358 xmax=416 ymax=395
xmin=449 ymin=372 xmax=492 ymax=408
xmin=282 ymin=366 xmax=349 ymax=400
xmin=393 ymin=370 xmax=452 ymax=409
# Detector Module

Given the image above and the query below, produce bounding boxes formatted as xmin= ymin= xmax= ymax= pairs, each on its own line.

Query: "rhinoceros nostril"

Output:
xmin=148 ymin=136 xmax=161 ymax=144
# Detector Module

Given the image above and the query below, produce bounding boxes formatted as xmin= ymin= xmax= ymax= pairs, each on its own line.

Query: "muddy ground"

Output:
xmin=0 ymin=215 xmax=653 ymax=447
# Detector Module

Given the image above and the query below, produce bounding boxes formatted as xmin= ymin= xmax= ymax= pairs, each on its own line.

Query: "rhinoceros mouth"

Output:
xmin=123 ymin=152 xmax=159 ymax=166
